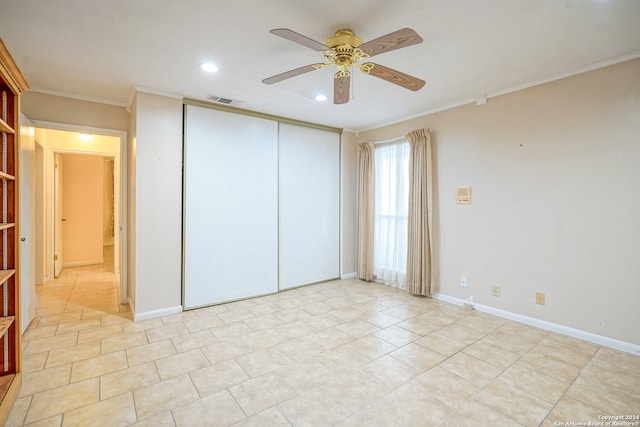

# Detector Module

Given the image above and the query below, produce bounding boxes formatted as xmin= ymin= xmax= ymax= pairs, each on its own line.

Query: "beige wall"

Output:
xmin=358 ymin=58 xmax=640 ymax=346
xmin=61 ymin=154 xmax=104 ymax=266
xmin=129 ymin=91 xmax=183 ymax=317
xmin=22 ymin=91 xmax=129 ymax=131
xmin=341 ymin=131 xmax=358 ymax=276
xmin=128 ymin=96 xmax=137 ymax=309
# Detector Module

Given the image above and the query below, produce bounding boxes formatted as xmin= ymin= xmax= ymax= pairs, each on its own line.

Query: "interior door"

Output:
xmin=19 ymin=118 xmax=36 ymax=333
xmin=278 ymin=123 xmax=340 ymax=289
xmin=183 ymin=105 xmax=279 ymax=308
xmin=53 ymin=153 xmax=63 ymax=277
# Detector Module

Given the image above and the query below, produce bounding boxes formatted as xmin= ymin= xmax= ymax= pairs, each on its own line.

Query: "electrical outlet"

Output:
xmin=536 ymin=292 xmax=545 ymax=305
xmin=464 ymin=296 xmax=474 ymax=310
xmin=459 ymin=276 xmax=467 ymax=287
xmin=491 ymin=284 xmax=501 ymax=297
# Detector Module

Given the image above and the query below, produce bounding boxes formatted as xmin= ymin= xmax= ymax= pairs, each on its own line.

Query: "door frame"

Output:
xmin=32 ymin=120 xmax=128 ymax=304
xmin=53 ymin=152 xmax=63 ymax=277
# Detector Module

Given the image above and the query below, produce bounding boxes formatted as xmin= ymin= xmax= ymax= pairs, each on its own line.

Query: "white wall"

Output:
xmin=129 ymin=91 xmax=183 ymax=318
xmin=19 ymin=116 xmax=37 ymax=333
xmin=341 ymin=131 xmax=358 ymax=277
xmin=128 ymin=98 xmax=137 ymax=310
xmin=35 ymin=142 xmax=45 ymax=285
xmin=358 ymin=58 xmax=640 ymax=346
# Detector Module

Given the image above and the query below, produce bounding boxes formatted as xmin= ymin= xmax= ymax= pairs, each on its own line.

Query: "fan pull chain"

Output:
xmin=350 ymin=65 xmax=355 ymax=101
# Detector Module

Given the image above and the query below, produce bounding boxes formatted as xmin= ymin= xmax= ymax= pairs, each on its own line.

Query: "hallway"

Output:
xmin=31 ymin=245 xmax=128 ymax=330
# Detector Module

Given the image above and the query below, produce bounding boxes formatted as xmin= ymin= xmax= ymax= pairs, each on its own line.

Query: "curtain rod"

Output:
xmin=372 ymin=128 xmax=434 ymax=145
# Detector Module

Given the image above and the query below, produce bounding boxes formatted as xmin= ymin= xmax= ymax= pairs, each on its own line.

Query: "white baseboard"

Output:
xmin=133 ymin=304 xmax=183 ymax=322
xmin=432 ymin=293 xmax=640 ymax=356
xmin=63 ymin=259 xmax=104 ymax=268
xmin=341 ymin=272 xmax=357 ymax=280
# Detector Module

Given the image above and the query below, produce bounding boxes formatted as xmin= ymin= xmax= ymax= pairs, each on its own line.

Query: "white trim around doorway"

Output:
xmin=30 ymin=120 xmax=128 ymax=305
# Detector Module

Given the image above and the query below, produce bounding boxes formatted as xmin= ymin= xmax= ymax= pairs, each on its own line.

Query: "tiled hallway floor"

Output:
xmin=6 ymin=263 xmax=640 ymax=426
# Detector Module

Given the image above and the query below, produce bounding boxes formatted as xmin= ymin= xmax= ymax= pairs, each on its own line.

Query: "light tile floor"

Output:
xmin=6 ymin=261 xmax=640 ymax=426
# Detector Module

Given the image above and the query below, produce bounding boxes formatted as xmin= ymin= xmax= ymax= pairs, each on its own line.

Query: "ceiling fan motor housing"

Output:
xmin=325 ymin=29 xmax=363 ymax=48
xmin=324 ymin=30 xmax=370 ymax=74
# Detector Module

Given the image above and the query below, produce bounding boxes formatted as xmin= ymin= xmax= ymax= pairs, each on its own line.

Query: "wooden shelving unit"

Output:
xmin=0 ymin=37 xmax=28 ymax=425
xmin=0 ymin=119 xmax=13 ymax=135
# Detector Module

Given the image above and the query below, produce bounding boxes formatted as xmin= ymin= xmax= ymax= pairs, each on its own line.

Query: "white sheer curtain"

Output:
xmin=373 ymin=138 xmax=410 ymax=289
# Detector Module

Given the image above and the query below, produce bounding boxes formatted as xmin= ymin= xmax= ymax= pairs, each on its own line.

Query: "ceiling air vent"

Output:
xmin=206 ymin=94 xmax=239 ymax=105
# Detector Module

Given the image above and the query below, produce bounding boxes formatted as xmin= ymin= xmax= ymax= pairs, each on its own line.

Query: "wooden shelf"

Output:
xmin=0 ymin=374 xmax=15 ymax=405
xmin=0 ymin=270 xmax=14 ymax=284
xmin=0 ymin=171 xmax=14 ymax=181
xmin=0 ymin=118 xmax=14 ymax=135
xmin=0 ymin=223 xmax=14 ymax=231
xmin=0 ymin=317 xmax=14 ymax=338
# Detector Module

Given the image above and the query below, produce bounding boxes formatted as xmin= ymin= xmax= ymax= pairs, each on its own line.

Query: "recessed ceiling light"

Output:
xmin=315 ymin=94 xmax=327 ymax=102
xmin=78 ymin=133 xmax=94 ymax=141
xmin=200 ymin=63 xmax=219 ymax=73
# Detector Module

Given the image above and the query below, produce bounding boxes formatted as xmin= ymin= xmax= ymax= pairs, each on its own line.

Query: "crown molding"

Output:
xmin=0 ymin=38 xmax=29 ymax=93
xmin=29 ymin=87 xmax=128 ymax=108
xmin=356 ymin=51 xmax=640 ymax=134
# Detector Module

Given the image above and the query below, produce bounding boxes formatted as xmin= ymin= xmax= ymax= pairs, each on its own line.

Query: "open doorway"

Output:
xmin=33 ymin=124 xmax=127 ymax=304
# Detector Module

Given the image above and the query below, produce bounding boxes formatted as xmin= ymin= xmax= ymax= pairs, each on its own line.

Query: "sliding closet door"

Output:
xmin=279 ymin=123 xmax=340 ymax=289
xmin=183 ymin=105 xmax=278 ymax=308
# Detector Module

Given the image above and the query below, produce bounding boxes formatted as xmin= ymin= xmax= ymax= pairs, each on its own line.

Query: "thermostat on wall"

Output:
xmin=456 ymin=186 xmax=471 ymax=204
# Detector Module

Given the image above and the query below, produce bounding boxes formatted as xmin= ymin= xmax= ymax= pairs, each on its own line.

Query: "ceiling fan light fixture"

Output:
xmin=315 ymin=94 xmax=328 ymax=101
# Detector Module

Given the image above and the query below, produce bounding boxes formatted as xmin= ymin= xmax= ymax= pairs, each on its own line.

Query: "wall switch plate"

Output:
xmin=536 ymin=292 xmax=545 ymax=305
xmin=491 ymin=284 xmax=501 ymax=297
xmin=459 ymin=276 xmax=467 ymax=287
xmin=456 ymin=186 xmax=471 ymax=204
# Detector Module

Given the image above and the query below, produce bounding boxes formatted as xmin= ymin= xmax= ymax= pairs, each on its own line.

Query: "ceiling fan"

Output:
xmin=262 ymin=27 xmax=426 ymax=104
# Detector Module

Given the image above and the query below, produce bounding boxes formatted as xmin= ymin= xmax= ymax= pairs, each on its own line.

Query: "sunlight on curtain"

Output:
xmin=373 ymin=138 xmax=410 ymax=289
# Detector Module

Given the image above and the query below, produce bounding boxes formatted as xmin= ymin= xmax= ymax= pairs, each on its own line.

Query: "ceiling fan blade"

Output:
xmin=359 ymin=28 xmax=423 ymax=57
xmin=262 ymin=64 xmax=323 ymax=85
xmin=365 ymin=63 xmax=425 ymax=91
xmin=270 ymin=28 xmax=328 ymax=52
xmin=334 ymin=75 xmax=350 ymax=104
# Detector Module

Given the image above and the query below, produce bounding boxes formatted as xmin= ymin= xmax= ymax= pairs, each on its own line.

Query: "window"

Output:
xmin=373 ymin=138 xmax=410 ymax=289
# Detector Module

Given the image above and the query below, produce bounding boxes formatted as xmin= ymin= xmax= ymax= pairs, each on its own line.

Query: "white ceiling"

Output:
xmin=1 ymin=0 xmax=639 ymax=132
